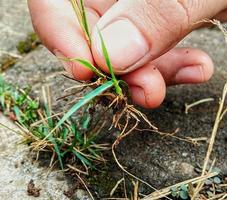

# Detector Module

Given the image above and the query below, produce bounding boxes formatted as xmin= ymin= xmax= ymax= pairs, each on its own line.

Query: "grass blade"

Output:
xmin=76 ymin=58 xmax=105 ymax=78
xmin=70 ymin=0 xmax=91 ymax=44
xmin=72 ymin=150 xmax=92 ymax=168
xmin=60 ymin=57 xmax=106 ymax=78
xmin=42 ymin=130 xmax=63 ymax=169
xmin=44 ymin=105 xmax=54 ymax=128
xmin=98 ymin=30 xmax=116 ymax=80
xmin=55 ymin=80 xmax=114 ymax=130
xmin=70 ymin=0 xmax=83 ymax=29
xmin=98 ymin=30 xmax=123 ymax=96
xmin=79 ymin=0 xmax=91 ymax=41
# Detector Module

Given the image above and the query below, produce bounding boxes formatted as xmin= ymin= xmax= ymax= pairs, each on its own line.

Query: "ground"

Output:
xmin=0 ymin=1 xmax=226 ymax=200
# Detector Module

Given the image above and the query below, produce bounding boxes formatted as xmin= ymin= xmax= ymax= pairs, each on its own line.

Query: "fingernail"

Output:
xmin=130 ymin=85 xmax=148 ymax=108
xmin=174 ymin=65 xmax=204 ymax=84
xmin=53 ymin=49 xmax=73 ymax=76
xmin=93 ymin=19 xmax=149 ymax=70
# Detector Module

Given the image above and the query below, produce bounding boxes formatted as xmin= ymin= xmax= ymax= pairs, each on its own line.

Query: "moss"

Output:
xmin=88 ymin=172 xmax=118 ymax=197
xmin=87 ymin=162 xmax=126 ymax=198
xmin=16 ymin=33 xmax=41 ymax=54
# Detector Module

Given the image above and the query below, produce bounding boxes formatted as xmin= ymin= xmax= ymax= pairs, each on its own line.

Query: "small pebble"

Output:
xmin=180 ymin=162 xmax=194 ymax=176
xmin=204 ymin=179 xmax=213 ymax=186
xmin=72 ymin=189 xmax=91 ymax=200
xmin=213 ymin=177 xmax=221 ymax=184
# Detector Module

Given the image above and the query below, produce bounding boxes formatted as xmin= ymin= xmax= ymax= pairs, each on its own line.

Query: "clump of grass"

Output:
xmin=0 ymin=77 xmax=108 ymax=172
xmin=61 ymin=0 xmax=123 ymax=97
xmin=0 ymin=76 xmax=39 ymax=124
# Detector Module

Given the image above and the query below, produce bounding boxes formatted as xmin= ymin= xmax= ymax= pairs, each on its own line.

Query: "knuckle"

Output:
xmin=141 ymin=0 xmax=191 ymax=37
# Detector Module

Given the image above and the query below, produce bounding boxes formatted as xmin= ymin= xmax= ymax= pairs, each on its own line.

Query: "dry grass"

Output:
xmin=185 ymin=98 xmax=214 ymax=114
xmin=142 ymin=172 xmax=218 ymax=200
xmin=192 ymin=83 xmax=227 ymax=199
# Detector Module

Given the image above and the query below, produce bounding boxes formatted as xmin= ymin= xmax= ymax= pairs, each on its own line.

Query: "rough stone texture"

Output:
xmin=0 ymin=0 xmax=33 ymax=56
xmin=0 ymin=0 xmax=227 ymax=199
xmin=0 ymin=115 xmax=70 ymax=200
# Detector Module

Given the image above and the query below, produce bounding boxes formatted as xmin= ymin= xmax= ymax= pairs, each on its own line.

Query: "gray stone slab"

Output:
xmin=0 ymin=114 xmax=70 ymax=200
xmin=0 ymin=0 xmax=33 ymax=55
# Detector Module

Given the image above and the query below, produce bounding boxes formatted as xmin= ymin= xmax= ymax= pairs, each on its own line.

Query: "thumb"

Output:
xmin=91 ymin=0 xmax=227 ymax=74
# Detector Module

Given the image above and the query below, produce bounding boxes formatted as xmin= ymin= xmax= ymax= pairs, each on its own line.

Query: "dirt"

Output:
xmin=27 ymin=179 xmax=41 ymax=198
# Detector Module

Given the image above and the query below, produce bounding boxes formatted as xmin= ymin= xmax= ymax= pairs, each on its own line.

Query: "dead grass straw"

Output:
xmin=185 ymin=98 xmax=214 ymax=114
xmin=192 ymin=83 xmax=227 ymax=199
xmin=76 ymin=173 xmax=95 ymax=200
xmin=142 ymin=171 xmax=218 ymax=200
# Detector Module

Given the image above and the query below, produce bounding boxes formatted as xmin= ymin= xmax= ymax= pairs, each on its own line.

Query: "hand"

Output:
xmin=28 ymin=0 xmax=227 ymax=108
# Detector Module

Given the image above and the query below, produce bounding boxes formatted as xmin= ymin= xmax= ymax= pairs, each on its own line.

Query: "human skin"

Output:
xmin=28 ymin=0 xmax=227 ymax=108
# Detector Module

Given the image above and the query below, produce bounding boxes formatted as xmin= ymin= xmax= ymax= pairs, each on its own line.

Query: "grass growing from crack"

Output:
xmin=0 ymin=76 xmax=39 ymax=124
xmin=0 ymin=77 xmax=108 ymax=172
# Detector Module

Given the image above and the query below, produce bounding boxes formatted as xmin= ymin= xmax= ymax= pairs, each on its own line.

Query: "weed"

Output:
xmin=0 ymin=77 xmax=39 ymax=124
xmin=0 ymin=76 xmax=108 ymax=172
xmin=171 ymin=184 xmax=189 ymax=199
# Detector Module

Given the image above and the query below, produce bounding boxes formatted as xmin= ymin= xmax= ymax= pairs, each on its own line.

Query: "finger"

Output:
xmin=28 ymin=0 xmax=116 ymax=80
xmin=151 ymin=48 xmax=214 ymax=85
xmin=213 ymin=9 xmax=227 ymax=22
xmin=121 ymin=47 xmax=214 ymax=108
xmin=91 ymin=0 xmax=227 ymax=74
xmin=122 ymin=65 xmax=166 ymax=109
xmin=83 ymin=0 xmax=116 ymax=15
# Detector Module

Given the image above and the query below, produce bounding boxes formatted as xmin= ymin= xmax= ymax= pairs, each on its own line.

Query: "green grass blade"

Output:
xmin=59 ymin=57 xmax=106 ymax=78
xmin=82 ymin=114 xmax=90 ymax=129
xmin=44 ymin=105 xmax=54 ymax=128
xmin=98 ymin=30 xmax=123 ymax=96
xmin=79 ymin=0 xmax=91 ymax=41
xmin=62 ymin=128 xmax=69 ymax=139
xmin=71 ymin=124 xmax=83 ymax=144
xmin=43 ymin=131 xmax=64 ymax=169
xmin=72 ymin=149 xmax=92 ymax=167
xmin=55 ymin=80 xmax=114 ymax=129
xmin=98 ymin=30 xmax=116 ymax=80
